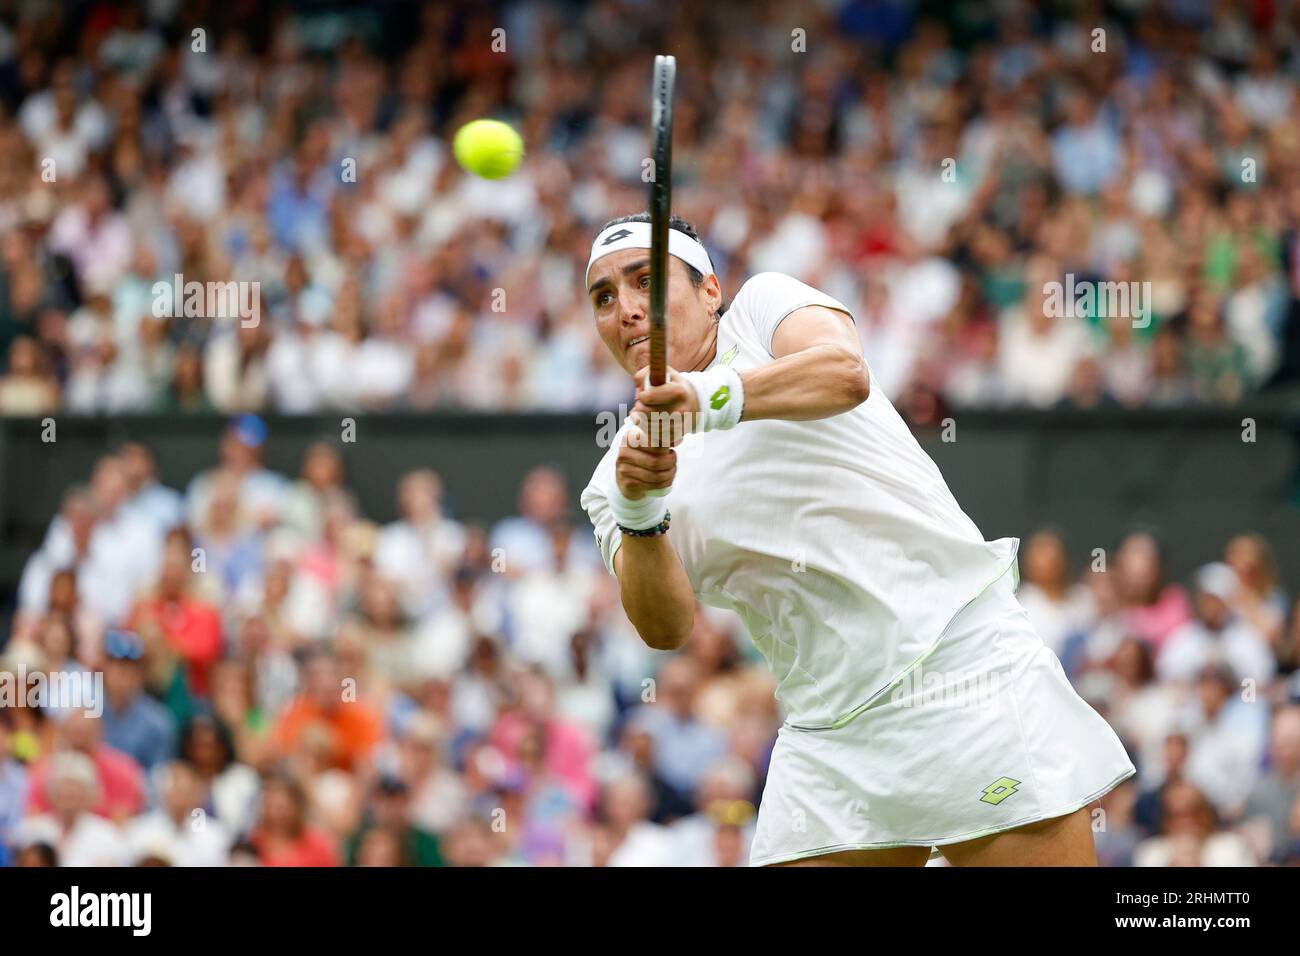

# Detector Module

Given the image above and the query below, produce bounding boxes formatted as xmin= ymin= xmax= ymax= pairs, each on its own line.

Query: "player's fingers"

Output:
xmin=617 ymin=462 xmax=674 ymax=489
xmin=620 ymin=445 xmax=676 ymax=471
xmin=637 ymin=372 xmax=691 ymax=404
xmin=632 ymin=408 xmax=690 ymax=445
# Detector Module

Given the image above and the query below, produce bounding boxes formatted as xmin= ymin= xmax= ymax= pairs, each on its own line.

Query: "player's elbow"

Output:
xmin=833 ymin=346 xmax=871 ymax=408
xmin=631 ymin=603 xmax=694 ymax=651
xmin=636 ymin=620 xmax=692 ymax=652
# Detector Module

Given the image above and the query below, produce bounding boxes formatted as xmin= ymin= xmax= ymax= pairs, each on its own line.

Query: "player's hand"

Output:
xmin=632 ymin=366 xmax=699 ymax=448
xmin=615 ymin=418 xmax=677 ymax=500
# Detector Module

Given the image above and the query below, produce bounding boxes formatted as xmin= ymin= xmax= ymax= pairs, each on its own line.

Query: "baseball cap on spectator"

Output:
xmin=232 ymin=414 xmax=268 ymax=449
xmin=1195 ymin=562 xmax=1240 ymax=602
xmin=105 ymin=628 xmax=146 ymax=661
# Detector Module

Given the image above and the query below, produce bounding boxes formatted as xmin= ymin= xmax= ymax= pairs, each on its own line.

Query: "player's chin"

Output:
xmin=625 ymin=344 xmax=650 ymax=372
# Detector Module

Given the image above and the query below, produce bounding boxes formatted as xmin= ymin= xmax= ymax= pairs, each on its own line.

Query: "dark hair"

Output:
xmin=180 ymin=714 xmax=236 ymax=772
xmin=596 ymin=213 xmax=727 ymax=317
xmin=19 ymin=841 xmax=58 ymax=867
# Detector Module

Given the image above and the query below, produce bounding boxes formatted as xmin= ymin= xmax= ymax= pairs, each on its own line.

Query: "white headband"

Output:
xmin=586 ymin=221 xmax=715 ymax=288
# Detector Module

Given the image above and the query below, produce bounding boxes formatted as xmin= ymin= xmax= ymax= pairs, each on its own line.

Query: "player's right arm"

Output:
xmin=607 ymin=429 xmax=694 ymax=651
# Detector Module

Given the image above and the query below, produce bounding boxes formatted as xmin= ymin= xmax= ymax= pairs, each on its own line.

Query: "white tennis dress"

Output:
xmin=581 ymin=272 xmax=1135 ymax=865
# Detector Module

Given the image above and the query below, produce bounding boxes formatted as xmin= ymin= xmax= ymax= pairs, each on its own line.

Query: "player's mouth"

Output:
xmin=626 ymin=335 xmax=649 ymax=350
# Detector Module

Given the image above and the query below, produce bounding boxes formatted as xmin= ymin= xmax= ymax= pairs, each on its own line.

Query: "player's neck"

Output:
xmin=685 ymin=323 xmax=719 ymax=372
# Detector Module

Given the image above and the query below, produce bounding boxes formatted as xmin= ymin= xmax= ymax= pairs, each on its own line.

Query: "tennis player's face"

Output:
xmin=588 ymin=249 xmax=719 ymax=375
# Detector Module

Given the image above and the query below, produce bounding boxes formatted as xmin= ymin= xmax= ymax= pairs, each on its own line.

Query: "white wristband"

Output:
xmin=680 ymin=365 xmax=745 ymax=433
xmin=609 ymin=480 xmax=669 ymax=531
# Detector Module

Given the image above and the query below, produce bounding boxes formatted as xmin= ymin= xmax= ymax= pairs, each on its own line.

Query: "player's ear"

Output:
xmin=704 ymin=274 xmax=722 ymax=318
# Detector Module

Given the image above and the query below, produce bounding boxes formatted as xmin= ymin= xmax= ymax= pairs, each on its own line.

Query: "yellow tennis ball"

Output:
xmin=453 ymin=119 xmax=525 ymax=179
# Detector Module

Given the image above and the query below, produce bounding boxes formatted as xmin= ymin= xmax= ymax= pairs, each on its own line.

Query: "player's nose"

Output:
xmin=616 ymin=285 xmax=646 ymax=324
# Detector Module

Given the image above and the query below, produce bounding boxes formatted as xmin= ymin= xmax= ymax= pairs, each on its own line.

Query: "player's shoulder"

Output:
xmin=733 ymin=271 xmax=805 ymax=302
xmin=731 ymin=271 xmax=847 ymax=318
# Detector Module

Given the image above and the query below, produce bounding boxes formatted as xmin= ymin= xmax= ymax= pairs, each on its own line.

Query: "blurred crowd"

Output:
xmin=2 ymin=0 xmax=1300 ymax=419
xmin=0 ymin=419 xmax=1297 ymax=866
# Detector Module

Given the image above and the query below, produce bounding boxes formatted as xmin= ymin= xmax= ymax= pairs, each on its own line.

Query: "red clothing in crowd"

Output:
xmin=250 ymin=826 xmax=340 ymax=867
xmin=26 ymin=744 xmax=146 ymax=821
xmin=1125 ymin=585 xmax=1195 ymax=650
xmin=129 ymin=595 xmax=223 ymax=696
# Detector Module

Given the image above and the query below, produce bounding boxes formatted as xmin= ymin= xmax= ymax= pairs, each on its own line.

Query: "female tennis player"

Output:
xmin=580 ymin=213 xmax=1136 ymax=867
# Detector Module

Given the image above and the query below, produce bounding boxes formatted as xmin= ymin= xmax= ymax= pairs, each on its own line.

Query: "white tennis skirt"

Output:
xmin=749 ymin=568 xmax=1136 ymax=866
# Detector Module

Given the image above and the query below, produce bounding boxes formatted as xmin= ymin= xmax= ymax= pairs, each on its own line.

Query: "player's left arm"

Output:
xmin=739 ymin=305 xmax=869 ymax=421
xmin=634 ymin=305 xmax=869 ymax=427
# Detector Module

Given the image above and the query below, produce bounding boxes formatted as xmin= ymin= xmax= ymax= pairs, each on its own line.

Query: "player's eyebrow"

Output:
xmin=588 ymin=258 xmax=650 ymax=296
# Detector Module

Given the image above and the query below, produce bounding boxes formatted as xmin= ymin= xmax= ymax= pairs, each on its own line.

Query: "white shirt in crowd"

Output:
xmin=374 ymin=517 xmax=467 ymax=618
xmin=1016 ymin=582 xmax=1098 ymax=657
xmin=582 ymin=272 xmax=1018 ymax=730
xmin=126 ymin=809 xmax=233 ymax=867
xmin=17 ymin=813 xmax=129 ymax=867
xmin=1158 ymin=619 xmax=1276 ymax=686
xmin=998 ymin=306 xmax=1094 ymax=407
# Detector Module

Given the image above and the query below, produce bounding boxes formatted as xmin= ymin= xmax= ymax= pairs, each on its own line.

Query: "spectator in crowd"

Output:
xmin=1113 ymin=532 xmax=1194 ymax=651
xmin=126 ymin=760 xmax=232 ymax=867
xmin=185 ymin=415 xmax=287 ymax=533
xmin=489 ymin=465 xmax=590 ymax=576
xmin=597 ymin=772 xmax=673 ymax=867
xmin=1015 ymin=529 xmax=1097 ymax=659
xmin=1181 ymin=664 xmax=1269 ymax=820
xmin=628 ymin=657 xmax=730 ymax=809
xmin=101 ymin=628 xmax=178 ymax=772
xmin=1157 ymin=563 xmax=1276 ymax=686
xmin=15 ymin=752 xmax=129 ymax=867
xmin=1242 ymin=706 xmax=1300 ymax=863
xmin=272 ymin=647 xmax=383 ymax=774
xmin=25 ymin=708 xmax=146 ymax=824
xmin=1223 ymin=533 xmax=1288 ymax=650
xmin=248 ymin=772 xmax=339 ymax=867
xmin=179 ymin=715 xmax=259 ymax=837
xmin=128 ymin=527 xmax=224 ymax=698
xmin=0 ymin=335 xmax=59 ymax=415
xmin=1132 ymin=779 xmax=1254 ymax=867
xmin=374 ymin=468 xmax=466 ymax=619
xmin=0 ymin=708 xmax=28 ymax=867
xmin=279 ymin=442 xmax=351 ymax=544
xmin=118 ymin=441 xmax=184 ymax=536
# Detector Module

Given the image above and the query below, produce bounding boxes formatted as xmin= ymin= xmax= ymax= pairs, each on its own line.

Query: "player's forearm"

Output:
xmin=614 ymin=536 xmax=695 ymax=651
xmin=738 ymin=343 xmax=870 ymax=422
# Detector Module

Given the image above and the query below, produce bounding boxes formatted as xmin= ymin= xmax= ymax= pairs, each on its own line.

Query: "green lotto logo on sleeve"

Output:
xmin=720 ymin=345 xmax=738 ymax=366
xmin=980 ymin=777 xmax=1021 ymax=805
xmin=709 ymin=385 xmax=731 ymax=410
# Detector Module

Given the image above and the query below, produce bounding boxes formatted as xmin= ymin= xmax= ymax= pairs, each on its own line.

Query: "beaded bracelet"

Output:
xmin=618 ymin=510 xmax=672 ymax=537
